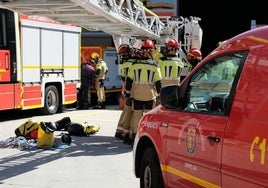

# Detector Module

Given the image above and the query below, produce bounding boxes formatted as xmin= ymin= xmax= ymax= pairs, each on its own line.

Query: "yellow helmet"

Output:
xmin=91 ymin=52 xmax=99 ymax=60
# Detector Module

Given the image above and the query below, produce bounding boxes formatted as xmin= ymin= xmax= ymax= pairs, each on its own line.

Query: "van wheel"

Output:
xmin=140 ymin=147 xmax=164 ymax=188
xmin=41 ymin=85 xmax=59 ymax=115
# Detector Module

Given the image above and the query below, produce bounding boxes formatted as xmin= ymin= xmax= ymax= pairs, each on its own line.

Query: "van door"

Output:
xmin=164 ymin=51 xmax=247 ymax=187
xmin=222 ymin=47 xmax=268 ymax=187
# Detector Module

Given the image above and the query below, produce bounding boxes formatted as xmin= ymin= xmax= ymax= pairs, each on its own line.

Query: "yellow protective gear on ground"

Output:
xmin=83 ymin=122 xmax=100 ymax=134
xmin=37 ymin=125 xmax=54 ymax=149
xmin=14 ymin=119 xmax=40 ymax=137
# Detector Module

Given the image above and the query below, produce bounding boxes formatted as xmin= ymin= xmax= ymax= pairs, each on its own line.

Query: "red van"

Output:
xmin=133 ymin=26 xmax=268 ymax=188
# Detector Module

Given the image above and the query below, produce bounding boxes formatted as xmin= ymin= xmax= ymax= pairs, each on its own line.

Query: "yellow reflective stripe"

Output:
xmin=134 ymin=68 xmax=141 ymax=82
xmin=161 ymin=164 xmax=221 ymax=188
xmin=120 ymin=61 xmax=133 ymax=77
xmin=163 ymin=77 xmax=179 ymax=80
xmin=128 ymin=61 xmax=162 ymax=82
xmin=133 ymin=81 xmax=154 ymax=85
xmin=0 ymin=69 xmax=7 ymax=72
xmin=159 ymin=59 xmax=184 ymax=78
xmin=148 ymin=69 xmax=155 ymax=83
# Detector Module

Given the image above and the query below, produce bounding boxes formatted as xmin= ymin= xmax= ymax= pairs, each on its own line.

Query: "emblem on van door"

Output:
xmin=178 ymin=118 xmax=206 ymax=155
xmin=185 ymin=126 xmax=197 ymax=155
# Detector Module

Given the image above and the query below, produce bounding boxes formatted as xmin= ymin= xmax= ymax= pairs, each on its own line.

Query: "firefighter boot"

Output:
xmin=127 ymin=132 xmax=135 ymax=146
xmin=101 ymin=101 xmax=106 ymax=109
xmin=93 ymin=101 xmax=103 ymax=109
xmin=115 ymin=132 xmax=124 ymax=140
xmin=83 ymin=102 xmax=90 ymax=109
xmin=76 ymin=101 xmax=84 ymax=109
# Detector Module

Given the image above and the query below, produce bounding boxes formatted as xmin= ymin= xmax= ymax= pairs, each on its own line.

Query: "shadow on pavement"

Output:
xmin=0 ymin=133 xmax=132 ymax=182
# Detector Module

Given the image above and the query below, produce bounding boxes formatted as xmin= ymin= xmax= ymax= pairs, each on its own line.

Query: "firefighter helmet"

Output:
xmin=188 ymin=48 xmax=202 ymax=60
xmin=166 ymin=39 xmax=180 ymax=49
xmin=91 ymin=52 xmax=99 ymax=60
xmin=118 ymin=44 xmax=130 ymax=55
xmin=141 ymin=39 xmax=155 ymax=49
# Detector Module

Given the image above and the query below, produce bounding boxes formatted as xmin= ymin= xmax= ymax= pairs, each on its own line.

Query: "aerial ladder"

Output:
xmin=0 ymin=0 xmax=202 ymax=52
xmin=0 ymin=0 xmax=162 ymax=48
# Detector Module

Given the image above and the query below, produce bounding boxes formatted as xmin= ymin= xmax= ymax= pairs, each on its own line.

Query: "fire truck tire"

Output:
xmin=140 ymin=147 xmax=164 ymax=188
xmin=41 ymin=85 xmax=59 ymax=115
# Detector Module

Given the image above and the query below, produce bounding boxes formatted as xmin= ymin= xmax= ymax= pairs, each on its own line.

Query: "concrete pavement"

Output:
xmin=0 ymin=105 xmax=139 ymax=188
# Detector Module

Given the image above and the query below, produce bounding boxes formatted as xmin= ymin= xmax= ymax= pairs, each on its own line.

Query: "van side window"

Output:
xmin=184 ymin=52 xmax=246 ymax=115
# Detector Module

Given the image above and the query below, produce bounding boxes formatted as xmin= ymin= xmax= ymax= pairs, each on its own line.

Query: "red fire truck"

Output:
xmin=0 ymin=8 xmax=81 ymax=114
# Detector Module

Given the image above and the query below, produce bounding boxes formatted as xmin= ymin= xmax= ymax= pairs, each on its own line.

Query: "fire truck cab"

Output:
xmin=133 ymin=26 xmax=268 ymax=187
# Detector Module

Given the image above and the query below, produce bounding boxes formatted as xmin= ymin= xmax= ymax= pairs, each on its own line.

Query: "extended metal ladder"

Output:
xmin=0 ymin=0 xmax=164 ymax=41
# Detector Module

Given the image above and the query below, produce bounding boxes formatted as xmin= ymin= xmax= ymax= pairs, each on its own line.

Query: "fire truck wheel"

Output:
xmin=41 ymin=85 xmax=59 ymax=115
xmin=140 ymin=147 xmax=164 ymax=188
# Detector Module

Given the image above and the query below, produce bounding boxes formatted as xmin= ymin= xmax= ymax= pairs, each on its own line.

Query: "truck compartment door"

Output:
xmin=0 ymin=83 xmax=21 ymax=110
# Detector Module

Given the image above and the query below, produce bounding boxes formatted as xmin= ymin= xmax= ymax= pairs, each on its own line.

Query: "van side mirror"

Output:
xmin=160 ymin=85 xmax=181 ymax=108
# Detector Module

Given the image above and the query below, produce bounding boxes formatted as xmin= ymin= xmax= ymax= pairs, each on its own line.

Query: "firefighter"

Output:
xmin=187 ymin=48 xmax=202 ymax=70
xmin=158 ymin=39 xmax=184 ymax=86
xmin=114 ymin=44 xmax=135 ymax=143
xmin=115 ymin=45 xmax=143 ymax=144
xmin=91 ymin=52 xmax=109 ymax=109
xmin=125 ymin=39 xmax=162 ymax=145
xmin=77 ymin=55 xmax=95 ymax=109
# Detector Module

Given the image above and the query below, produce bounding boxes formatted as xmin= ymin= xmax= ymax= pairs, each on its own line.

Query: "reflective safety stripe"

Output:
xmin=127 ymin=61 xmax=162 ymax=83
xmin=163 ymin=77 xmax=179 ymax=80
xmin=159 ymin=58 xmax=184 ymax=79
xmin=133 ymin=68 xmax=156 ymax=85
xmin=133 ymin=81 xmax=154 ymax=85
xmin=164 ymin=65 xmax=172 ymax=77
xmin=120 ymin=61 xmax=133 ymax=78
xmin=161 ymin=164 xmax=221 ymax=188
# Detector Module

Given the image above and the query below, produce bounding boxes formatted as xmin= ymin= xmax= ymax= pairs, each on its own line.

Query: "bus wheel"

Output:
xmin=41 ymin=85 xmax=59 ymax=115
